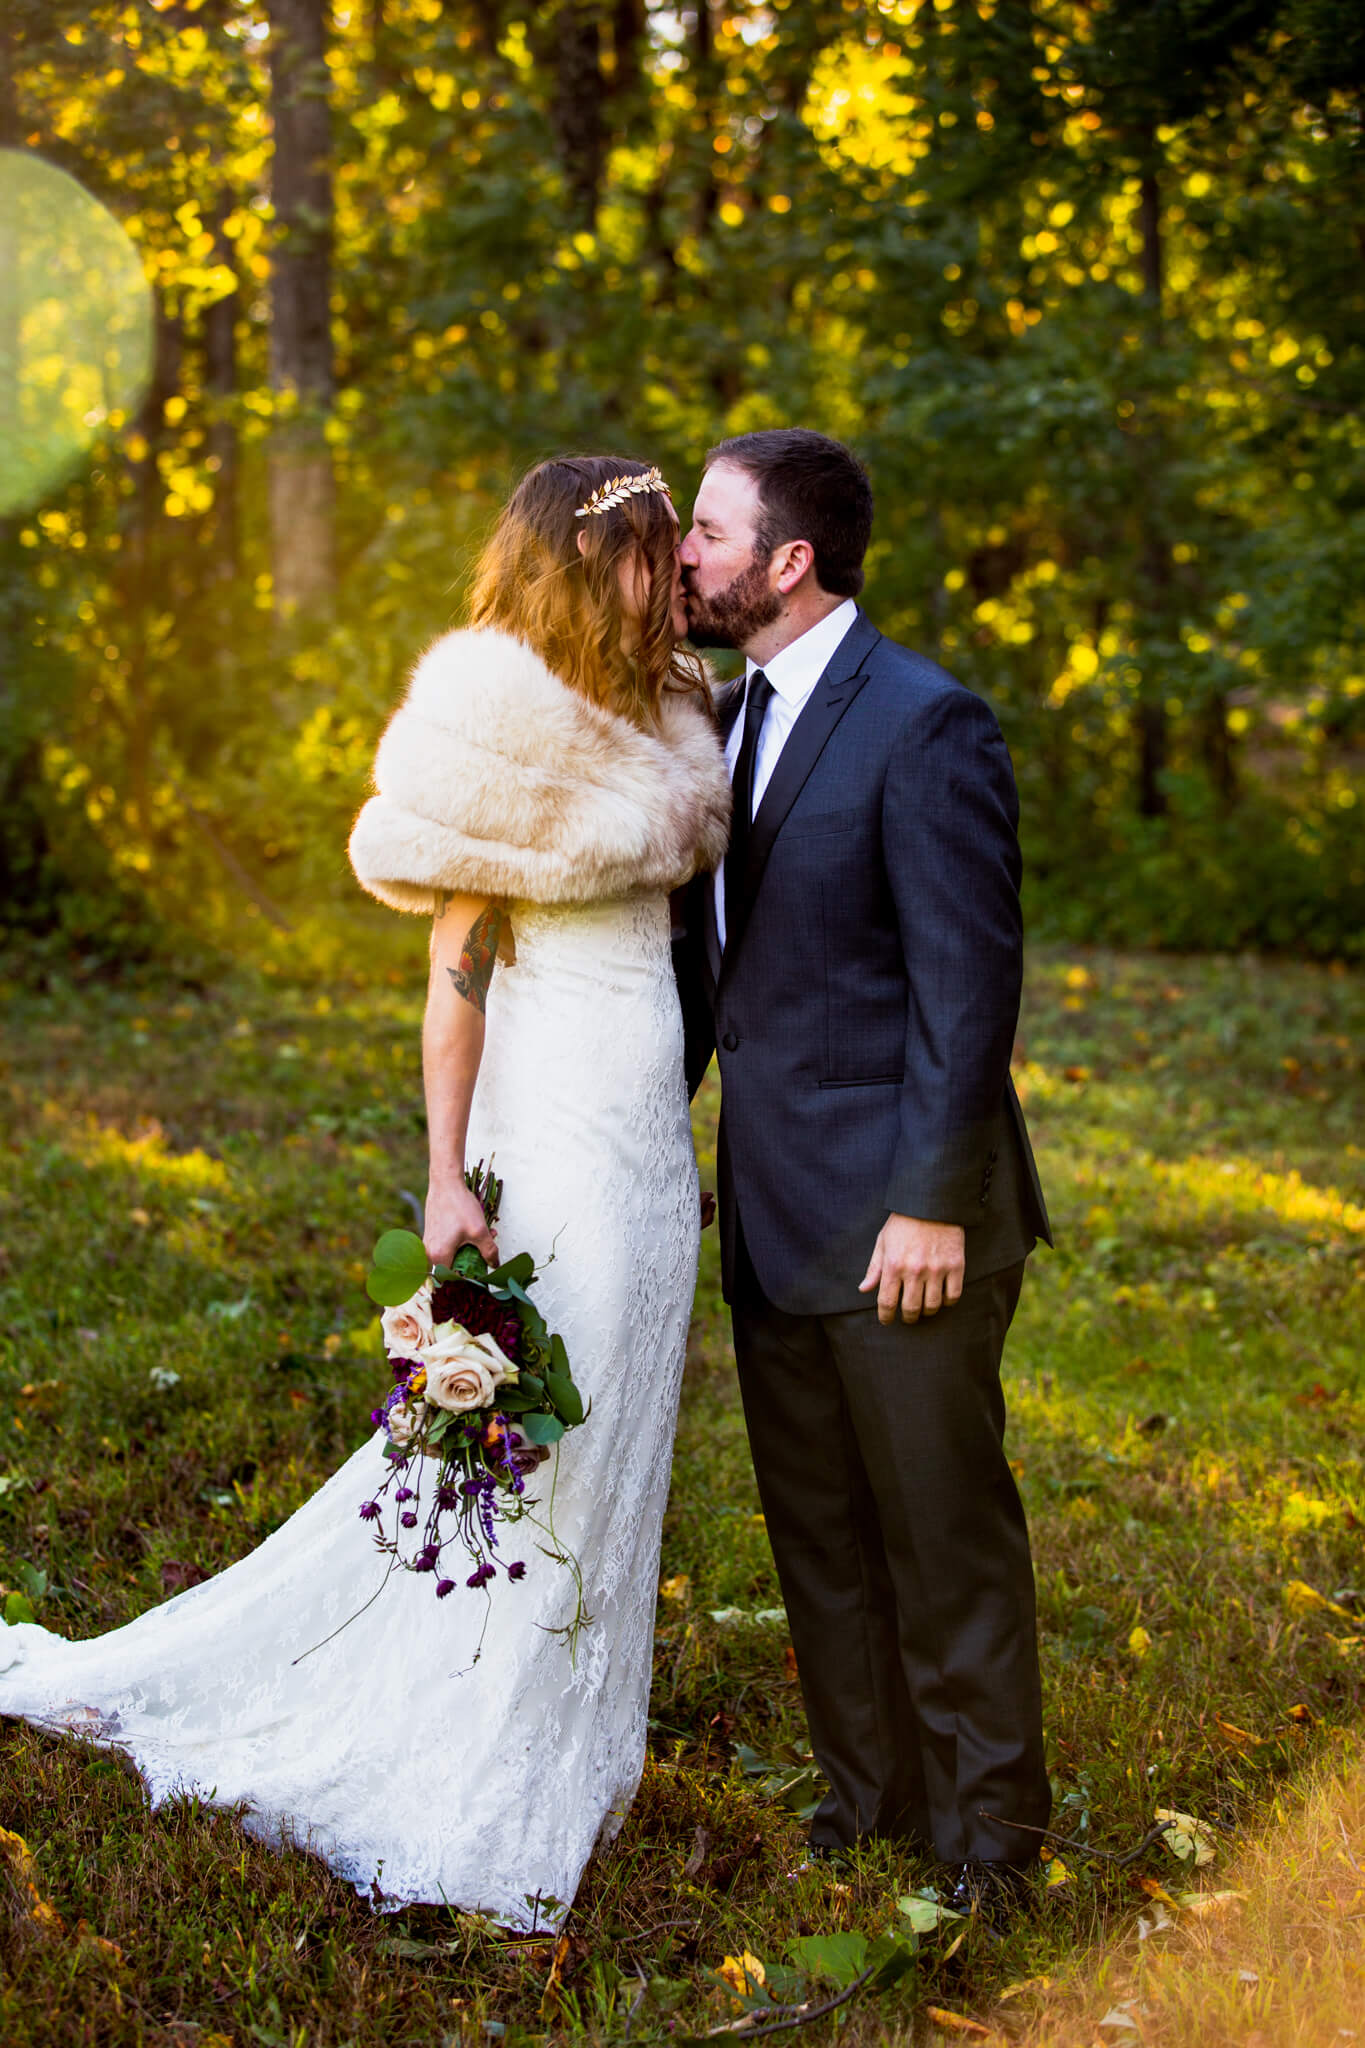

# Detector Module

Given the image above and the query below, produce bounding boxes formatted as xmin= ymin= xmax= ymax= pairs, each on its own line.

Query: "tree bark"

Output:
xmin=203 ymin=191 xmax=240 ymax=587
xmin=547 ymin=2 xmax=606 ymax=231
xmin=267 ymin=0 xmax=335 ymax=613
xmin=1135 ymin=140 xmax=1169 ymax=819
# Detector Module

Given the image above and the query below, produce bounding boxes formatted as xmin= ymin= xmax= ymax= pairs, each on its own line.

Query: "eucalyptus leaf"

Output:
xmin=544 ymin=1368 xmax=584 ymax=1426
xmin=520 ymin=1412 xmax=566 ymax=1446
xmin=488 ymin=1251 xmax=535 ymax=1289
xmin=366 ymin=1228 xmax=431 ymax=1307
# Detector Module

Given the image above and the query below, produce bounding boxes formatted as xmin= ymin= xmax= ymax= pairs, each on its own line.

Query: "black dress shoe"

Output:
xmin=942 ymin=1859 xmax=1032 ymax=1937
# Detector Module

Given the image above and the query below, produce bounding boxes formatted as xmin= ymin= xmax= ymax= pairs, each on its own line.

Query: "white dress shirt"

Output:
xmin=714 ymin=597 xmax=859 ymax=950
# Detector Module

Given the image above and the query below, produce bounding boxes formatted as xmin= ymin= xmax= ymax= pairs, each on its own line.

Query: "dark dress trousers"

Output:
xmin=675 ymin=608 xmax=1053 ymax=1864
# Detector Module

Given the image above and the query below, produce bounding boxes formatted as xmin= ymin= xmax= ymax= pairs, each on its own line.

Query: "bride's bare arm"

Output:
xmin=421 ymin=889 xmax=509 ymax=1265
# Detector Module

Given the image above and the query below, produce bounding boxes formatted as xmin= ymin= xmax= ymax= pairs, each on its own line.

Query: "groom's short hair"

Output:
xmin=704 ymin=428 xmax=873 ymax=598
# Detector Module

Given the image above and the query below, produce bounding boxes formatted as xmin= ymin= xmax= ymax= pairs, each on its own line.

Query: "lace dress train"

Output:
xmin=0 ymin=896 xmax=698 ymax=1926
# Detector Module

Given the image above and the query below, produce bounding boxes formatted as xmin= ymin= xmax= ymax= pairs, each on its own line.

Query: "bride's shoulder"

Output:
xmin=349 ymin=633 xmax=729 ymax=916
xmin=403 ymin=626 xmax=582 ymax=741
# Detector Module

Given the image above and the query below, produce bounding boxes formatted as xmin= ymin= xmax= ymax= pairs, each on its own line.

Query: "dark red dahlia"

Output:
xmin=429 ymin=1278 xmax=521 ymax=1359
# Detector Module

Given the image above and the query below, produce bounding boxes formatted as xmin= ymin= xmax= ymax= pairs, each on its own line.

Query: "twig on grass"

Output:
xmin=704 ymin=1965 xmax=877 ymax=2039
xmin=623 ymin=1964 xmax=649 ymax=2041
xmin=977 ymin=1810 xmax=1179 ymax=1868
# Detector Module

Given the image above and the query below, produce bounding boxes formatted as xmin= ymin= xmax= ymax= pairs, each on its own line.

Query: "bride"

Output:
xmin=0 ymin=456 xmax=730 ymax=1926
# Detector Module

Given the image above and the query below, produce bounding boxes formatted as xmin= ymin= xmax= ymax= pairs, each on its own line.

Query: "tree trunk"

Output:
xmin=692 ymin=0 xmax=718 ymax=234
xmin=1201 ymin=693 xmax=1238 ymax=811
xmin=267 ymin=0 xmax=334 ymax=614
xmin=203 ymin=191 xmax=240 ymax=587
xmin=547 ymin=2 xmax=606 ymax=231
xmin=1134 ymin=142 xmax=1169 ymax=819
xmin=121 ymin=302 xmax=184 ymax=839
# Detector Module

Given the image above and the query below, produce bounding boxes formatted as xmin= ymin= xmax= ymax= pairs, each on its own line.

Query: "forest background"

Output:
xmin=1 ymin=0 xmax=1364 ymax=973
xmin=2 ymin=6 xmax=1365 ymax=2041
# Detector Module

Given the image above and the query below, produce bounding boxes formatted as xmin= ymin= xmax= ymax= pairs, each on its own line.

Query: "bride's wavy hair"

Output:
xmin=467 ymin=455 xmax=707 ymax=726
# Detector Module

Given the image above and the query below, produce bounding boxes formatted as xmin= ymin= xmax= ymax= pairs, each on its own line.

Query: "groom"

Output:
xmin=675 ymin=429 xmax=1052 ymax=1922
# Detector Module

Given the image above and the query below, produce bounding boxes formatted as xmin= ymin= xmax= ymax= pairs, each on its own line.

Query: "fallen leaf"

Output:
xmin=898 ymin=1891 xmax=963 ymax=1934
xmin=997 ymin=1976 xmax=1054 ymax=2001
xmin=1286 ymin=1702 xmax=1318 ymax=1725
xmin=659 ymin=1573 xmax=690 ymax=1603
xmin=129 ymin=1207 xmax=151 ymax=1227
xmin=1136 ymin=1877 xmax=1178 ymax=1905
xmin=717 ymin=1952 xmax=767 ymax=2003
xmin=1284 ymin=1580 xmax=1354 ymax=1622
xmin=540 ymin=1932 xmax=572 ymax=2012
xmin=1097 ymin=2006 xmax=1142 ymax=2033
xmin=783 ymin=1644 xmax=799 ymax=1682
xmin=1064 ymin=1064 xmax=1090 ymax=1083
xmin=1156 ymin=1808 xmax=1217 ymax=1867
xmin=924 ymin=2009 xmax=991 ymax=2036
xmin=75 ymin=1922 xmax=125 ymax=1968
xmin=1042 ymin=1853 xmax=1072 ymax=1888
xmin=1213 ymin=1716 xmax=1263 ymax=1750
xmin=1177 ymin=1889 xmax=1247 ymax=1918
xmin=1128 ymin=1626 xmax=1152 ymax=1659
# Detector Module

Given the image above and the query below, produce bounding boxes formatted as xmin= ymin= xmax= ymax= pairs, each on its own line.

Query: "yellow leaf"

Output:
xmin=1137 ymin=1876 xmax=1178 ymax=1905
xmin=659 ymin=1573 xmax=691 ymax=1603
xmin=1128 ymin=1626 xmax=1152 ymax=1659
xmin=718 ymin=1952 xmax=767 ymax=2001
xmin=997 ymin=1975 xmax=1054 ymax=2001
xmin=1284 ymin=1579 xmax=1353 ymax=1622
xmin=1176 ymin=1889 xmax=1247 ymax=1918
xmin=1156 ymin=1808 xmax=1217 ymax=1867
xmin=1213 ymin=1716 xmax=1263 ymax=1750
xmin=1043 ymin=1854 xmax=1072 ymax=1887
xmin=924 ymin=2008 xmax=991 ymax=2036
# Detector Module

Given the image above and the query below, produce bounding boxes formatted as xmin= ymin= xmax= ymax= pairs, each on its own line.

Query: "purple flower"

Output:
xmin=436 ymin=1485 xmax=460 ymax=1511
xmin=436 ymin=1578 xmax=456 ymax=1598
xmin=395 ymin=1487 xmax=415 ymax=1503
xmin=414 ymin=1553 xmax=437 ymax=1574
xmin=400 ymin=1511 xmax=418 ymax=1529
xmin=369 ymin=1407 xmax=385 ymax=1426
xmin=461 ymin=1479 xmax=483 ymax=1497
xmin=466 ymin=1562 xmax=495 ymax=1588
xmin=507 ymin=1561 xmax=526 ymax=1582
xmin=358 ymin=1501 xmax=381 ymax=1521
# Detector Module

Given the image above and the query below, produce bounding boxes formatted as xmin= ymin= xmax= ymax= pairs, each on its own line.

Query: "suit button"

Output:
xmin=721 ymin=1031 xmax=739 ymax=1051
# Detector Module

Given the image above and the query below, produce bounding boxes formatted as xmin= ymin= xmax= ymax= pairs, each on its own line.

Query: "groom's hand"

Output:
xmin=859 ymin=1214 xmax=966 ymax=1325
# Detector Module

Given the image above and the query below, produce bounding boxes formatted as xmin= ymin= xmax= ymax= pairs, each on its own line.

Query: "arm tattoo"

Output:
xmin=446 ymin=903 xmax=503 ymax=1015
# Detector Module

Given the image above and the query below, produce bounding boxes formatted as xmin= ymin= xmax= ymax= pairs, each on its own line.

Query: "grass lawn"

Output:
xmin=0 ymin=922 xmax=1362 ymax=2046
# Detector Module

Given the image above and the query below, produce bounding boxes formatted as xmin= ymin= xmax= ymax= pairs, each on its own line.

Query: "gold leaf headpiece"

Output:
xmin=574 ymin=466 xmax=673 ymax=518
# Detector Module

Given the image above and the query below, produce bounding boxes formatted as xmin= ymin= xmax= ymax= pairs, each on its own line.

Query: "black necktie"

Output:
xmin=723 ymin=669 xmax=773 ymax=935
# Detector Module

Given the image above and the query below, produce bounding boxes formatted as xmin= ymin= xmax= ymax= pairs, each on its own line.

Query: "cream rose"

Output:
xmin=386 ymin=1397 xmax=426 ymax=1448
xmin=382 ymin=1279 xmax=435 ymax=1359
xmin=422 ymin=1324 xmax=518 ymax=1414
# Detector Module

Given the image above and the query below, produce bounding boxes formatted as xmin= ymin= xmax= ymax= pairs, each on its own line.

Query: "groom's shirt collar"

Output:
xmin=745 ymin=597 xmax=859 ymax=708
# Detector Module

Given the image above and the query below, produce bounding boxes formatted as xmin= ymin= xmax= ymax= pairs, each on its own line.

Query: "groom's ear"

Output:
xmin=773 ymin=538 xmax=816 ymax=594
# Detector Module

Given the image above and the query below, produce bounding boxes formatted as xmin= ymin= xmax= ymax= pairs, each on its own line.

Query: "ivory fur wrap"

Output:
xmin=348 ymin=627 xmax=731 ymax=913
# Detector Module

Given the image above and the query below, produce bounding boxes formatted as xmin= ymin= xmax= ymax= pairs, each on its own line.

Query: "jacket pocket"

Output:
xmin=782 ymin=806 xmax=859 ymax=839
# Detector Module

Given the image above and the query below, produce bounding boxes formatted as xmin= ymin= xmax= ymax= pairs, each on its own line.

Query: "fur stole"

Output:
xmin=348 ymin=627 xmax=731 ymax=914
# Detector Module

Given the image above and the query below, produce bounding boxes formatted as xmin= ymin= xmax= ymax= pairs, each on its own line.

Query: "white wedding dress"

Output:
xmin=0 ymin=895 xmax=699 ymax=1927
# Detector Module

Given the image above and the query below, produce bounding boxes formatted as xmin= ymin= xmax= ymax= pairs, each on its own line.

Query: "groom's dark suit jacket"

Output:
xmin=676 ymin=608 xmax=1051 ymax=1315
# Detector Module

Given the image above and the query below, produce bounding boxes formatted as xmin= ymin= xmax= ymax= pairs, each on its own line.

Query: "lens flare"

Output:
xmin=0 ymin=150 xmax=153 ymax=516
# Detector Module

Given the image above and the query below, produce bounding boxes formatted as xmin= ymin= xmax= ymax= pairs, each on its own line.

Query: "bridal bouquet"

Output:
xmin=357 ymin=1164 xmax=588 ymax=1634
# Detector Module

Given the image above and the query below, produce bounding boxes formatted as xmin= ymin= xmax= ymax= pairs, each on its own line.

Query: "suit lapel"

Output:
xmin=722 ymin=610 xmax=881 ymax=963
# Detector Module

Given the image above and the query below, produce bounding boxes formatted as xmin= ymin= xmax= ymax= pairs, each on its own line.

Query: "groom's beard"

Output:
xmin=683 ymin=555 xmax=782 ymax=650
